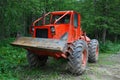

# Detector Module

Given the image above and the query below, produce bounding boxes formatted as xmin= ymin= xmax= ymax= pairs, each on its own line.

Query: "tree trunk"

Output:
xmin=102 ymin=0 xmax=108 ymax=44
xmin=95 ymin=29 xmax=98 ymax=39
xmin=114 ymin=35 xmax=117 ymax=43
xmin=102 ymin=28 xmax=106 ymax=44
xmin=94 ymin=0 xmax=99 ymax=39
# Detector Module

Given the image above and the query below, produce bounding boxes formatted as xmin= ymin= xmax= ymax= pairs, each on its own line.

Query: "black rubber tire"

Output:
xmin=67 ymin=40 xmax=88 ymax=75
xmin=27 ymin=51 xmax=48 ymax=67
xmin=88 ymin=39 xmax=99 ymax=63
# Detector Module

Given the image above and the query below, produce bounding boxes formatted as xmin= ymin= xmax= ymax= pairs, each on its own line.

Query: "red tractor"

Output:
xmin=12 ymin=11 xmax=99 ymax=75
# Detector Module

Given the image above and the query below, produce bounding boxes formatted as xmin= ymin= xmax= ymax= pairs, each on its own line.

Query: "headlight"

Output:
xmin=32 ymin=28 xmax=34 ymax=32
xmin=29 ymin=26 xmax=34 ymax=34
xmin=50 ymin=26 xmax=55 ymax=35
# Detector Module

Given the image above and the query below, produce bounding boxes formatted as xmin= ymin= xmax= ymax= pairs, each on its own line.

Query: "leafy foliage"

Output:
xmin=0 ymin=0 xmax=120 ymax=42
xmin=100 ymin=40 xmax=120 ymax=53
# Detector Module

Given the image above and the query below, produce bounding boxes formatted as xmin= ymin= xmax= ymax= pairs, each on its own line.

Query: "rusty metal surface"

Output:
xmin=11 ymin=37 xmax=66 ymax=52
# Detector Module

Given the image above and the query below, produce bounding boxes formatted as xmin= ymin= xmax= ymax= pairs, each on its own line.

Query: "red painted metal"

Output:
xmin=82 ymin=50 xmax=87 ymax=67
xmin=28 ymin=11 xmax=90 ymax=58
xmin=96 ymin=46 xmax=99 ymax=58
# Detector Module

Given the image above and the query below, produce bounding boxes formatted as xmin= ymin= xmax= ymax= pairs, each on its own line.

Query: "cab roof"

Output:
xmin=51 ymin=10 xmax=79 ymax=15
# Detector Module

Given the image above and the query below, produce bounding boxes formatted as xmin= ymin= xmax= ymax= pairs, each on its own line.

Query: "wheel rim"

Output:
xmin=96 ymin=46 xmax=99 ymax=57
xmin=82 ymin=50 xmax=87 ymax=67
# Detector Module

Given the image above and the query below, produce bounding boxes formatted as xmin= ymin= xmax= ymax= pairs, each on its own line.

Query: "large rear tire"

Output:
xmin=27 ymin=51 xmax=48 ymax=67
xmin=88 ymin=39 xmax=99 ymax=63
xmin=67 ymin=40 xmax=88 ymax=75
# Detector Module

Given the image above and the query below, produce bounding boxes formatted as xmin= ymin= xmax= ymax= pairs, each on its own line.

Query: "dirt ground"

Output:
xmin=74 ymin=52 xmax=120 ymax=80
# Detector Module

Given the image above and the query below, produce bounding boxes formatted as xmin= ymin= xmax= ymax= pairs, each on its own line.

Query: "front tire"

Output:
xmin=27 ymin=51 xmax=48 ymax=67
xmin=88 ymin=39 xmax=99 ymax=63
xmin=67 ymin=40 xmax=88 ymax=75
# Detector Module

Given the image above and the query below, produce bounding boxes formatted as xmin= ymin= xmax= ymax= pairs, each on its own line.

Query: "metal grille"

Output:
xmin=36 ymin=29 xmax=48 ymax=38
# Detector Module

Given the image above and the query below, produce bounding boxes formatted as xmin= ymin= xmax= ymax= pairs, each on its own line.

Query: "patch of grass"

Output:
xmin=80 ymin=75 xmax=91 ymax=80
xmin=100 ymin=40 xmax=120 ymax=53
xmin=97 ymin=53 xmax=116 ymax=66
xmin=0 ymin=38 xmax=27 ymax=79
xmin=92 ymin=40 xmax=120 ymax=66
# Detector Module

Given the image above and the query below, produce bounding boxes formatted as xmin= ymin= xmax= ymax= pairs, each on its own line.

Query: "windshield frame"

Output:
xmin=32 ymin=11 xmax=71 ymax=26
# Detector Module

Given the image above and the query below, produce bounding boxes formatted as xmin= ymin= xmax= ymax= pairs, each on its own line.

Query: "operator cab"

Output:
xmin=31 ymin=11 xmax=81 ymax=41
